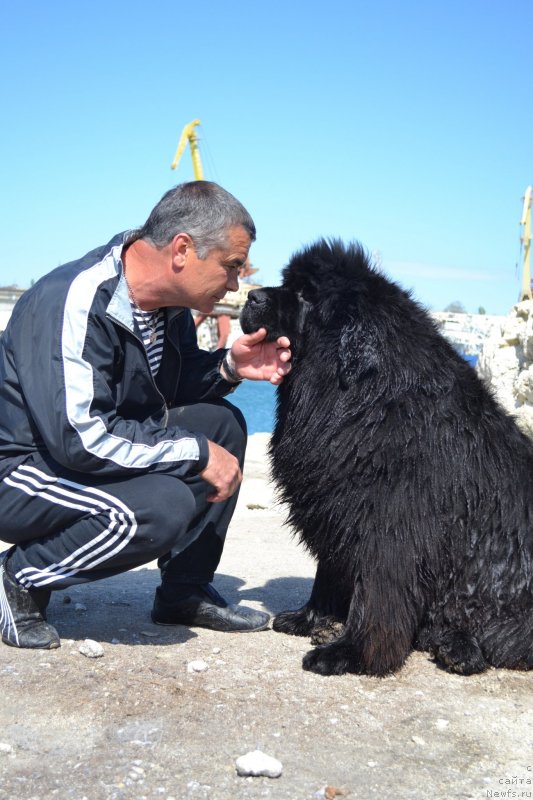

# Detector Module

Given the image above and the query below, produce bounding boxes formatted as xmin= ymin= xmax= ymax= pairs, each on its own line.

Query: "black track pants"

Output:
xmin=0 ymin=401 xmax=246 ymax=592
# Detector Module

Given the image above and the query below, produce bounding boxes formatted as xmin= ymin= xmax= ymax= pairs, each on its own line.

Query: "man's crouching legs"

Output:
xmin=152 ymin=400 xmax=270 ymax=633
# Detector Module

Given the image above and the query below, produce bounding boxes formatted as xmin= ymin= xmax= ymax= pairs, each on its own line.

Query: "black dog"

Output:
xmin=240 ymin=239 xmax=533 ymax=677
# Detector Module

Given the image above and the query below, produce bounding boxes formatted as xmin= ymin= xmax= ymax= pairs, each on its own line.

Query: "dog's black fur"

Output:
xmin=240 ymin=239 xmax=533 ymax=677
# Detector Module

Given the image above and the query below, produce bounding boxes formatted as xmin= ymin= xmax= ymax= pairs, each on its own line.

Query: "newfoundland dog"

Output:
xmin=240 ymin=239 xmax=533 ymax=677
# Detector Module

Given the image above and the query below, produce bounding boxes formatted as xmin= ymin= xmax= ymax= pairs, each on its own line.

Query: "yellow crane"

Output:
xmin=520 ymin=186 xmax=532 ymax=301
xmin=170 ymin=119 xmax=204 ymax=180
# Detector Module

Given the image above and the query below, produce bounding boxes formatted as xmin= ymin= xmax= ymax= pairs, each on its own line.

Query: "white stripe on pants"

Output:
xmin=3 ymin=464 xmax=137 ymax=588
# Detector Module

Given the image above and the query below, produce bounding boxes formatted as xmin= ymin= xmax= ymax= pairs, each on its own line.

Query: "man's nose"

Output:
xmin=227 ymin=272 xmax=239 ymax=291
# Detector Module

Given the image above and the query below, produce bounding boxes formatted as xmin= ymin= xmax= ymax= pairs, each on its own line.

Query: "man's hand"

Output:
xmin=229 ymin=328 xmax=292 ymax=385
xmin=200 ymin=440 xmax=243 ymax=503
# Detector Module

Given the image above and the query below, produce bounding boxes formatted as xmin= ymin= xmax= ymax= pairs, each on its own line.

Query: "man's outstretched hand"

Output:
xmin=230 ymin=328 xmax=291 ymax=385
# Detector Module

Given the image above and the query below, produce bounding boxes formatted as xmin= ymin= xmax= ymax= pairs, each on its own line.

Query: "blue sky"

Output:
xmin=1 ymin=0 xmax=531 ymax=314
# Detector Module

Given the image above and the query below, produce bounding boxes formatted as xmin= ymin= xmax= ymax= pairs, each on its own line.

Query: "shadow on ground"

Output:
xmin=45 ymin=568 xmax=314 ymax=646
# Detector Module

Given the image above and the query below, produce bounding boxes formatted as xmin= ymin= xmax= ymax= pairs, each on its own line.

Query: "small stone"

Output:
xmin=435 ymin=718 xmax=449 ymax=729
xmin=322 ymin=787 xmax=349 ymax=799
xmin=235 ymin=749 xmax=282 ymax=778
xmin=212 ymin=647 xmax=221 ymax=654
xmin=0 ymin=743 xmax=13 ymax=755
xmin=187 ymin=659 xmax=209 ymax=673
xmin=79 ymin=639 xmax=104 ymax=658
xmin=139 ymin=630 xmax=159 ymax=637
xmin=62 ymin=595 xmax=72 ymax=604
xmin=411 ymin=735 xmax=426 ymax=746
xmin=74 ymin=603 xmax=87 ymax=613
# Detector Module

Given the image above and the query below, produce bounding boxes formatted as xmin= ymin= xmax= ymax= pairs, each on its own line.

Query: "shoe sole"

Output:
xmin=2 ymin=635 xmax=61 ymax=649
xmin=151 ymin=614 xmax=271 ymax=633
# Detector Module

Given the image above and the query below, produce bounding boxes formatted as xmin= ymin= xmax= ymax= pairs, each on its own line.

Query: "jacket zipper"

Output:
xmin=110 ymin=316 xmax=171 ymax=426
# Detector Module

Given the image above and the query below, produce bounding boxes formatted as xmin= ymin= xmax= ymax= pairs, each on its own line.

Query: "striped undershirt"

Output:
xmin=131 ymin=305 xmax=165 ymax=375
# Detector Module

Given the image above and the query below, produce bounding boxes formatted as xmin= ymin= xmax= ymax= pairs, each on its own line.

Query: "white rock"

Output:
xmin=411 ymin=735 xmax=426 ymax=746
xmin=235 ymin=749 xmax=283 ymax=778
xmin=501 ymin=317 xmax=524 ymax=344
xmin=187 ymin=659 xmax=209 ymax=673
xmin=515 ymin=300 xmax=532 ymax=319
xmin=477 ymin=299 xmax=533 ymax=440
xmin=0 ymin=742 xmax=13 ymax=755
xmin=435 ymin=718 xmax=450 ymax=729
xmin=79 ymin=639 xmax=104 ymax=658
xmin=74 ymin=603 xmax=87 ymax=613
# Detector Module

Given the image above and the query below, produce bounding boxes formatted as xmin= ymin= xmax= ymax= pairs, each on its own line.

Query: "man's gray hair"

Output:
xmin=137 ymin=181 xmax=256 ymax=258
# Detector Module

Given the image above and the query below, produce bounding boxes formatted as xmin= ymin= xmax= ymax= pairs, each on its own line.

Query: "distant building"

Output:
xmin=0 ymin=286 xmax=25 ymax=332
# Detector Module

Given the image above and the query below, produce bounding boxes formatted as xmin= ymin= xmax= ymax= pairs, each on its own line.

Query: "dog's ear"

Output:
xmin=337 ymin=316 xmax=380 ymax=388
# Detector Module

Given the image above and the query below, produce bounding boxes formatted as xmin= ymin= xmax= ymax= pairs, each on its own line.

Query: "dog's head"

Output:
xmin=240 ymin=285 xmax=312 ymax=344
xmin=240 ymin=239 xmax=388 ymax=386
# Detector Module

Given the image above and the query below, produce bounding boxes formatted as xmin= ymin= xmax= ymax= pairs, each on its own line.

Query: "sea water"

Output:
xmin=230 ymin=380 xmax=277 ymax=434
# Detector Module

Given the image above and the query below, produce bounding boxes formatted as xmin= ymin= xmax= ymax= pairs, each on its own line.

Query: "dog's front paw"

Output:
xmin=273 ymin=606 xmax=316 ymax=636
xmin=302 ymin=642 xmax=356 ymax=676
xmin=431 ymin=630 xmax=487 ymax=675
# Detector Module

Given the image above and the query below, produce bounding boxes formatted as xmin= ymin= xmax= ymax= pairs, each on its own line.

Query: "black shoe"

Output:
xmin=151 ymin=583 xmax=270 ymax=632
xmin=0 ymin=553 xmax=60 ymax=649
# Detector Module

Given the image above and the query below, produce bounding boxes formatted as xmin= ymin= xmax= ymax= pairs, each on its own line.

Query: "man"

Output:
xmin=0 ymin=181 xmax=291 ymax=649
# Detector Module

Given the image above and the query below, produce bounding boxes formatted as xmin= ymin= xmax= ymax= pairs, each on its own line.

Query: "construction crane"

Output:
xmin=520 ymin=186 xmax=532 ymax=301
xmin=170 ymin=119 xmax=204 ymax=180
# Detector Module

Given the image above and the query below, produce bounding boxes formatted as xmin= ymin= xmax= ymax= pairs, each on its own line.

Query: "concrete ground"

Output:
xmin=0 ymin=434 xmax=531 ymax=800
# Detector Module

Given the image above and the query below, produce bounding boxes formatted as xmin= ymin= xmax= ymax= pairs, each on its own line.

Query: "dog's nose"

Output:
xmin=247 ymin=289 xmax=268 ymax=305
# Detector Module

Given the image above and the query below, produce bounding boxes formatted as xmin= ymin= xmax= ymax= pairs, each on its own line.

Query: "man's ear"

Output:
xmin=337 ymin=316 xmax=380 ymax=389
xmin=171 ymin=232 xmax=192 ymax=268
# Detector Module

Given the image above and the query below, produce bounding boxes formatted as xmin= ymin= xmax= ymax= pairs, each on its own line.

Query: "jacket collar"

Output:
xmin=106 ymin=231 xmax=137 ymax=333
xmin=106 ymin=232 xmax=185 ymax=333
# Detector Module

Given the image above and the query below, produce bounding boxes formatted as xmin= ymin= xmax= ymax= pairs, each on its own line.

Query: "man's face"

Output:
xmin=177 ymin=225 xmax=251 ymax=314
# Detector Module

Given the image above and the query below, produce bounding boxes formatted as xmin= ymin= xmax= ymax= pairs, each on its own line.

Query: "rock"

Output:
xmin=477 ymin=299 xmax=533 ymax=440
xmin=74 ymin=603 xmax=87 ymax=613
xmin=187 ymin=659 xmax=209 ymax=673
xmin=79 ymin=639 xmax=104 ymax=658
xmin=501 ymin=316 xmax=523 ymax=344
xmin=235 ymin=749 xmax=283 ymax=778
xmin=322 ymin=787 xmax=350 ymax=799
xmin=0 ymin=742 xmax=13 ymax=755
